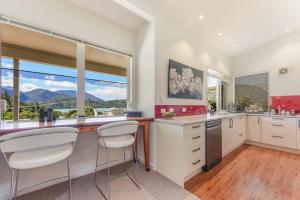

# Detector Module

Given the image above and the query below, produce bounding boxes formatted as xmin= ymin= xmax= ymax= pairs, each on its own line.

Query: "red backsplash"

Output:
xmin=271 ymin=96 xmax=300 ymax=113
xmin=155 ymin=105 xmax=207 ymax=118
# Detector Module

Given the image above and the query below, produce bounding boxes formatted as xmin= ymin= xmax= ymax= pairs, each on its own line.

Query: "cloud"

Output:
xmin=1 ymin=63 xmax=13 ymax=69
xmin=45 ymin=80 xmax=76 ymax=89
xmin=88 ymin=86 xmax=127 ymax=101
xmin=45 ymin=75 xmax=56 ymax=80
xmin=20 ymin=83 xmax=39 ymax=92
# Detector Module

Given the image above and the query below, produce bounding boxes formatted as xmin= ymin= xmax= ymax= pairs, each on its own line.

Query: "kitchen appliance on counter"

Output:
xmin=203 ymin=119 xmax=222 ymax=171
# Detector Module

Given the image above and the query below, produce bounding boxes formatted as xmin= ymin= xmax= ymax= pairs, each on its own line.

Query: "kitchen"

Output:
xmin=1 ymin=0 xmax=300 ymax=200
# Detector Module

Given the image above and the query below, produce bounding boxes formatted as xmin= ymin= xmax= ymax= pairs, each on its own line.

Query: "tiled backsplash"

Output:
xmin=155 ymin=105 xmax=207 ymax=118
xmin=271 ymin=96 xmax=300 ymax=113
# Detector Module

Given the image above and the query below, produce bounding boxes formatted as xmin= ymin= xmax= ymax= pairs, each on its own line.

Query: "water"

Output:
xmin=54 ymin=108 xmax=114 ymax=114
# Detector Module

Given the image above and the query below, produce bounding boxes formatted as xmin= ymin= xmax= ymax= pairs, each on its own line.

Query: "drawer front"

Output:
xmin=183 ymin=123 xmax=205 ymax=137
xmin=261 ymin=117 xmax=297 ymax=125
xmin=261 ymin=133 xmax=296 ymax=149
xmin=184 ymin=144 xmax=204 ymax=162
xmin=262 ymin=122 xmax=297 ymax=137
xmin=184 ymin=132 xmax=205 ymax=149
xmin=184 ymin=156 xmax=204 ymax=177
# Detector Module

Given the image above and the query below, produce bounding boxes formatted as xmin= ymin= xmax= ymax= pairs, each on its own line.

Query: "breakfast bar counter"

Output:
xmin=0 ymin=116 xmax=154 ymax=171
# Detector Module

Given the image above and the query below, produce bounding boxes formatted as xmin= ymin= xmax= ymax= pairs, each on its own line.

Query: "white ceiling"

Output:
xmin=146 ymin=0 xmax=300 ymax=57
xmin=65 ymin=0 xmax=146 ymax=31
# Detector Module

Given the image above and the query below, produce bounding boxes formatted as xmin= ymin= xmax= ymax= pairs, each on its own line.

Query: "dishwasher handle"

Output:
xmin=206 ymin=125 xmax=222 ymax=131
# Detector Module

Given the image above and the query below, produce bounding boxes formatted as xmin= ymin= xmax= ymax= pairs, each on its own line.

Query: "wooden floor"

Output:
xmin=185 ymin=144 xmax=300 ymax=200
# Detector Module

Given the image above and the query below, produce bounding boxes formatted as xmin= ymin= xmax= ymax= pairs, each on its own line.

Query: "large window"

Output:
xmin=235 ymin=72 xmax=269 ymax=112
xmin=0 ymin=22 xmax=130 ymax=121
xmin=1 ymin=57 xmax=14 ymax=120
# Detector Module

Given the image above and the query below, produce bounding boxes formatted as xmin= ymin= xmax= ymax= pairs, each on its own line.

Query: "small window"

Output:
xmin=235 ymin=72 xmax=269 ymax=112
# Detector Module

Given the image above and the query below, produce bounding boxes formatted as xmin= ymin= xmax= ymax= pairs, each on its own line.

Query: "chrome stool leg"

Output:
xmin=126 ymin=143 xmax=140 ymax=190
xmin=9 ymin=169 xmax=15 ymax=200
xmin=106 ymin=148 xmax=111 ymax=200
xmin=13 ymin=169 xmax=19 ymax=200
xmin=67 ymin=158 xmax=72 ymax=200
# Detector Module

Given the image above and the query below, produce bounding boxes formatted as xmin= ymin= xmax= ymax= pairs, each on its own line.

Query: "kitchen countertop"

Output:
xmin=155 ymin=113 xmax=246 ymax=125
xmin=155 ymin=113 xmax=300 ymax=126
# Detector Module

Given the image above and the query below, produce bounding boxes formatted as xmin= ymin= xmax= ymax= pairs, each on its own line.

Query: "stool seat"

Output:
xmin=98 ymin=135 xmax=135 ymax=148
xmin=9 ymin=143 xmax=73 ymax=169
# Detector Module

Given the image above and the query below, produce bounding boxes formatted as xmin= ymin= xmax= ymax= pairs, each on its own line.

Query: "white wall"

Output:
xmin=0 ymin=0 xmax=135 ymax=54
xmin=232 ymin=30 xmax=300 ymax=96
xmin=128 ymin=0 xmax=232 ymax=106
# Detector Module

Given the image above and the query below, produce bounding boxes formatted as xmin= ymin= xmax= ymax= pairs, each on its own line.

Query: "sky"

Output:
xmin=1 ymin=57 xmax=127 ymax=101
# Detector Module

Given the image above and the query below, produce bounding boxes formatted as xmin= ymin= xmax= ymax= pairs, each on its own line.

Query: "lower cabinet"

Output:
xmin=246 ymin=115 xmax=261 ymax=142
xmin=222 ymin=116 xmax=246 ymax=157
xmin=261 ymin=117 xmax=297 ymax=149
xmin=156 ymin=122 xmax=205 ymax=187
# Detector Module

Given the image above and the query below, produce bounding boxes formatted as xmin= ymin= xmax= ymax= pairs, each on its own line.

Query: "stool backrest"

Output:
xmin=97 ymin=121 xmax=138 ymax=137
xmin=0 ymin=127 xmax=78 ymax=153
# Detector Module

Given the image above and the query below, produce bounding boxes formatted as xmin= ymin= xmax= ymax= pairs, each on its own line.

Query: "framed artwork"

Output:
xmin=168 ymin=59 xmax=204 ymax=100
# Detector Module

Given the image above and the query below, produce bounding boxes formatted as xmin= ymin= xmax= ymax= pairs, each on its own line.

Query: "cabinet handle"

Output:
xmin=239 ymin=134 xmax=244 ymax=136
xmin=272 ymin=135 xmax=284 ymax=139
xmin=258 ymin=117 xmax=260 ymax=124
xmin=192 ymin=160 xmax=201 ymax=165
xmin=192 ymin=136 xmax=201 ymax=140
xmin=192 ymin=125 xmax=201 ymax=129
xmin=192 ymin=148 xmax=201 ymax=152
xmin=272 ymin=124 xmax=284 ymax=127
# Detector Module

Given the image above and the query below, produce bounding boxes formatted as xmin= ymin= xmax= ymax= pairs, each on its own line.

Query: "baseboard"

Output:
xmin=246 ymin=140 xmax=300 ymax=154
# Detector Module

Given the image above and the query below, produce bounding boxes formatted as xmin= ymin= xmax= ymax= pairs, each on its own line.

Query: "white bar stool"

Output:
xmin=94 ymin=121 xmax=140 ymax=200
xmin=0 ymin=127 xmax=78 ymax=200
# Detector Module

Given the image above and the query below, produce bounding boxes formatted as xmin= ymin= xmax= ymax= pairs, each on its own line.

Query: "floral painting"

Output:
xmin=168 ymin=60 xmax=204 ymax=100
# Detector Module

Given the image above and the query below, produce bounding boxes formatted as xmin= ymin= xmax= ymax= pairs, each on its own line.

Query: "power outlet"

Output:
xmin=169 ymin=108 xmax=175 ymax=112
xmin=160 ymin=108 xmax=167 ymax=113
xmin=182 ymin=107 xmax=187 ymax=112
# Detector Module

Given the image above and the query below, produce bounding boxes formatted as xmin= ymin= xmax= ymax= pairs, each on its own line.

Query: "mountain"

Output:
xmin=24 ymin=89 xmax=73 ymax=103
xmin=1 ymin=86 xmax=29 ymax=102
xmin=56 ymin=90 xmax=105 ymax=102
xmin=1 ymin=87 xmax=105 ymax=103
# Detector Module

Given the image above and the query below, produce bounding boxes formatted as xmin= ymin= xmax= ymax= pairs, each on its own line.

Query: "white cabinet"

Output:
xmin=246 ymin=115 xmax=261 ymax=142
xmin=156 ymin=122 xmax=205 ymax=187
xmin=222 ymin=116 xmax=246 ymax=157
xmin=261 ymin=117 xmax=297 ymax=149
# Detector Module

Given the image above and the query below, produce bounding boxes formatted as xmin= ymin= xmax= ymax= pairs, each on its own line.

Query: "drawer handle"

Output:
xmin=192 ymin=148 xmax=201 ymax=152
xmin=192 ymin=160 xmax=201 ymax=165
xmin=272 ymin=124 xmax=284 ymax=127
xmin=272 ymin=118 xmax=284 ymax=120
xmin=239 ymin=134 xmax=244 ymax=136
xmin=272 ymin=135 xmax=284 ymax=139
xmin=192 ymin=136 xmax=201 ymax=140
xmin=192 ymin=125 xmax=201 ymax=129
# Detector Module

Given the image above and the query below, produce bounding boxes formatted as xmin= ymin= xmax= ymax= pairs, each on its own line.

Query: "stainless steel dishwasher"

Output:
xmin=202 ymin=119 xmax=222 ymax=171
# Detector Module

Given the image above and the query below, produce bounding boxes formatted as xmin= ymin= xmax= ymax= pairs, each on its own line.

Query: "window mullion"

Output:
xmin=76 ymin=43 xmax=85 ymax=117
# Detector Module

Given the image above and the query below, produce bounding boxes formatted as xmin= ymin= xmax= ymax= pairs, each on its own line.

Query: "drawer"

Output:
xmin=184 ymin=144 xmax=204 ymax=162
xmin=184 ymin=132 xmax=205 ymax=149
xmin=261 ymin=117 xmax=297 ymax=125
xmin=261 ymin=132 xmax=296 ymax=149
xmin=184 ymin=157 xmax=204 ymax=177
xmin=183 ymin=123 xmax=205 ymax=137
xmin=262 ymin=122 xmax=297 ymax=137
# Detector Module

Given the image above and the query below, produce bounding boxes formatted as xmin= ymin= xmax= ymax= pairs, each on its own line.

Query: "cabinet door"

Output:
xmin=246 ymin=116 xmax=261 ymax=142
xmin=222 ymin=118 xmax=234 ymax=156
xmin=235 ymin=116 xmax=246 ymax=143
